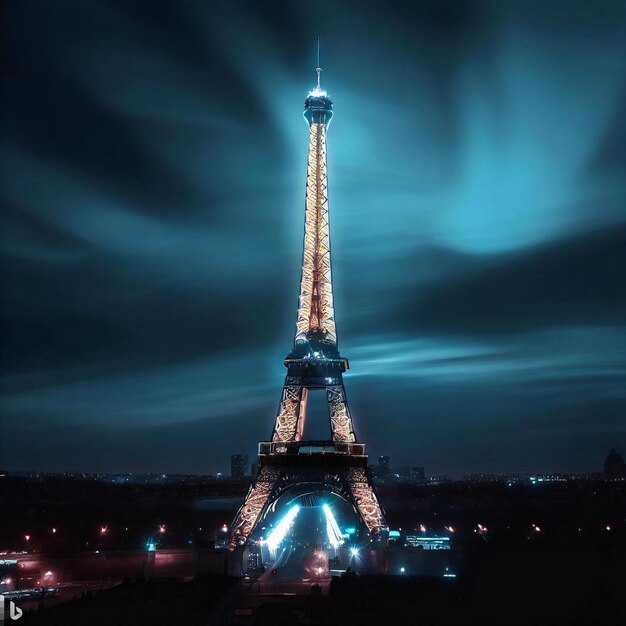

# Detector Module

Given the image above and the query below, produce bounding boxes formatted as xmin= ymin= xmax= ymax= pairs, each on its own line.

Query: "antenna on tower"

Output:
xmin=316 ymin=36 xmax=322 ymax=90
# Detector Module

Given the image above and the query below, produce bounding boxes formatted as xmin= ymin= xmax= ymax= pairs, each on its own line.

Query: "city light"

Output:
xmin=52 ymin=528 xmax=57 ymax=534
xmin=322 ymin=504 xmax=344 ymax=548
xmin=100 ymin=526 xmax=108 ymax=535
xmin=159 ymin=525 xmax=166 ymax=534
xmin=445 ymin=526 xmax=455 ymax=533
xmin=265 ymin=504 xmax=301 ymax=553
xmin=419 ymin=524 xmax=427 ymax=532
xmin=400 ymin=567 xmax=405 ymax=573
xmin=350 ymin=547 xmax=359 ymax=557
xmin=24 ymin=535 xmax=30 ymax=542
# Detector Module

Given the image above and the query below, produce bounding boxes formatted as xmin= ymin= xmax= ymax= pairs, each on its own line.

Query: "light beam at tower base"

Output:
xmin=263 ymin=504 xmax=301 ymax=554
xmin=322 ymin=503 xmax=345 ymax=549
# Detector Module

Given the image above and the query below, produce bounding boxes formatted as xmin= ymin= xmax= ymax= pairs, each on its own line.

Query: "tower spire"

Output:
xmin=316 ymin=36 xmax=322 ymax=90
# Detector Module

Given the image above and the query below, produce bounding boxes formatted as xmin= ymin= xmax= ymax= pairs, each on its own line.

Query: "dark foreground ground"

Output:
xmin=17 ymin=559 xmax=626 ymax=626
xmin=19 ymin=574 xmax=237 ymax=626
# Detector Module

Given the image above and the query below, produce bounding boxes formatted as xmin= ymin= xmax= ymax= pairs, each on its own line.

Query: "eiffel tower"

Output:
xmin=229 ymin=47 xmax=388 ymax=552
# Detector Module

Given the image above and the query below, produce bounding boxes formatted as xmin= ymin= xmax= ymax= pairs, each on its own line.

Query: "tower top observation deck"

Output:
xmin=304 ymin=37 xmax=333 ymax=125
xmin=304 ymin=62 xmax=333 ymax=126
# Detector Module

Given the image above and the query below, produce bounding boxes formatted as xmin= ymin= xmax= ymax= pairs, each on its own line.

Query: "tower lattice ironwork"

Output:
xmin=229 ymin=51 xmax=387 ymax=551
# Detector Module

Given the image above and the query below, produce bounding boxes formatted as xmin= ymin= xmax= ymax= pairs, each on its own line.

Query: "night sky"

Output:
xmin=1 ymin=0 xmax=625 ymax=476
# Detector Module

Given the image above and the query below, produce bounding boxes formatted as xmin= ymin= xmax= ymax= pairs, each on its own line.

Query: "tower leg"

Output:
xmin=229 ymin=466 xmax=280 ymax=550
xmin=343 ymin=467 xmax=388 ymax=539
xmin=272 ymin=382 xmax=305 ymax=442
xmin=327 ymin=385 xmax=356 ymax=443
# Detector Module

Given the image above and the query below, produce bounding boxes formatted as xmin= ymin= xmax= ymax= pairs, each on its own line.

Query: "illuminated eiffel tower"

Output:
xmin=229 ymin=45 xmax=388 ymax=551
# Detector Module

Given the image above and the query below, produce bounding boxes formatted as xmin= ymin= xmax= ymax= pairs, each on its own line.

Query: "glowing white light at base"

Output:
xmin=265 ymin=504 xmax=301 ymax=553
xmin=322 ymin=503 xmax=345 ymax=549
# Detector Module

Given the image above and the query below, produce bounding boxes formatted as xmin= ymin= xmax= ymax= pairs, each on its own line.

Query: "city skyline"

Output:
xmin=2 ymin=0 xmax=626 ymax=476
xmin=3 ymin=449 xmax=620 ymax=481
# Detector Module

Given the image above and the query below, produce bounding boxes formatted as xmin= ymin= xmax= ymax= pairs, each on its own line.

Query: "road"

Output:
xmin=240 ymin=542 xmax=336 ymax=597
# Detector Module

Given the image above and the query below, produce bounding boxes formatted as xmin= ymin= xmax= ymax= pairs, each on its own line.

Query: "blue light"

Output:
xmin=265 ymin=504 xmax=301 ymax=552
xmin=344 ymin=527 xmax=356 ymax=535
xmin=323 ymin=503 xmax=344 ymax=548
xmin=389 ymin=530 xmax=401 ymax=538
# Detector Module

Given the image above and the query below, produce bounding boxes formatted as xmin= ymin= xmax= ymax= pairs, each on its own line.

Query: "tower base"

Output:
xmin=229 ymin=441 xmax=387 ymax=550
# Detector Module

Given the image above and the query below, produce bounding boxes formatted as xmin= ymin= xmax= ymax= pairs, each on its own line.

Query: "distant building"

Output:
xmin=230 ymin=454 xmax=248 ymax=480
xmin=378 ymin=456 xmax=390 ymax=477
xmin=604 ymin=449 xmax=626 ymax=479
xmin=404 ymin=535 xmax=451 ymax=550
xmin=410 ymin=467 xmax=425 ymax=483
